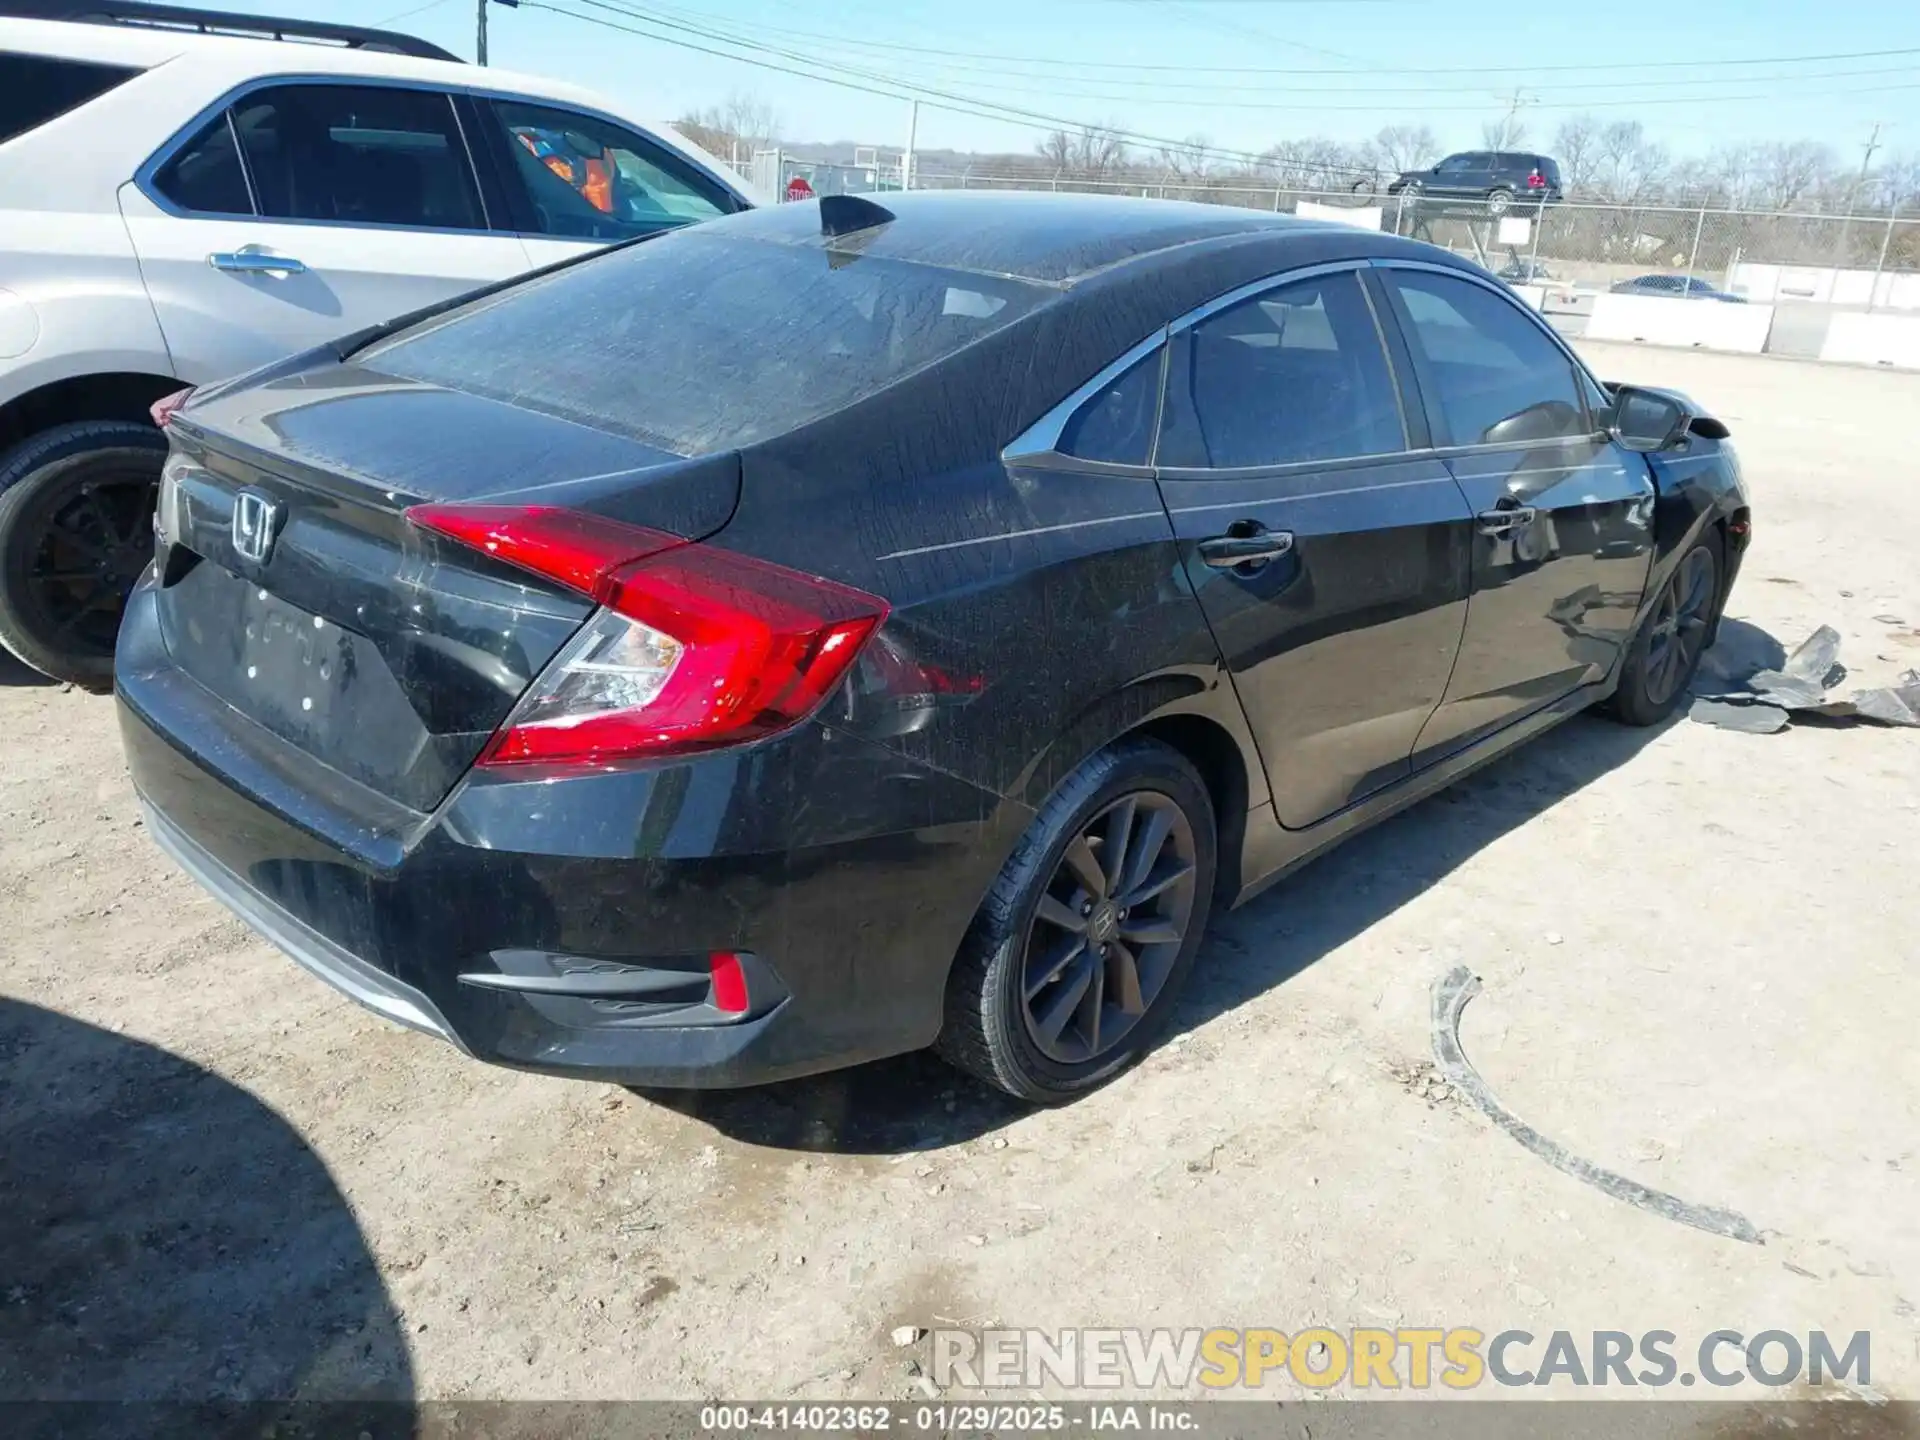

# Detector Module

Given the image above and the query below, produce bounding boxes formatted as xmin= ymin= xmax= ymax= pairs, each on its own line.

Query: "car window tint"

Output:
xmin=1436 ymin=155 xmax=1474 ymax=173
xmin=366 ymin=229 xmax=1050 ymax=455
xmin=1058 ymin=350 xmax=1161 ymax=465
xmin=152 ymin=114 xmax=252 ymax=215
xmin=1160 ymin=272 xmax=1405 ymax=469
xmin=489 ymin=99 xmax=729 ymax=241
xmin=1388 ymin=270 xmax=1591 ymax=447
xmin=0 ymin=53 xmax=141 ymax=144
xmin=231 ymin=85 xmax=483 ymax=230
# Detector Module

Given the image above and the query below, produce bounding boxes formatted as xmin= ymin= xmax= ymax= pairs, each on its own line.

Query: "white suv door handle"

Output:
xmin=209 ymin=246 xmax=307 ymax=276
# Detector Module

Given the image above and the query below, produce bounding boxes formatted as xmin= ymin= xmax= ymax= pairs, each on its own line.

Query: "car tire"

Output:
xmin=1350 ymin=177 xmax=1376 ymax=196
xmin=1486 ymin=186 xmax=1515 ymax=217
xmin=0 ymin=421 xmax=165 ymax=688
xmin=1602 ymin=535 xmax=1723 ymax=727
xmin=936 ymin=736 xmax=1217 ymax=1103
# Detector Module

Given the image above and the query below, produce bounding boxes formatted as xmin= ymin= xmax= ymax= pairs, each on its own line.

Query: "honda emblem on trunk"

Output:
xmin=231 ymin=489 xmax=285 ymax=565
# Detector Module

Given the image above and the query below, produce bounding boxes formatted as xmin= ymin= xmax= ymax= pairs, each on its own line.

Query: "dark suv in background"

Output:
xmin=1389 ymin=152 xmax=1564 ymax=216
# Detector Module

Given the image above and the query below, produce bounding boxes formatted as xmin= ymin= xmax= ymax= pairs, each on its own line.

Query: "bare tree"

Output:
xmin=1751 ymin=141 xmax=1837 ymax=211
xmin=1481 ymin=113 xmax=1530 ymax=151
xmin=676 ymin=92 xmax=782 ymax=166
xmin=1366 ymin=123 xmax=1439 ymax=175
xmin=1551 ymin=114 xmax=1602 ymax=195
xmin=1881 ymin=152 xmax=1920 ymax=213
xmin=1156 ymin=133 xmax=1215 ymax=183
xmin=1595 ymin=121 xmax=1669 ymax=204
xmin=1036 ymin=124 xmax=1130 ymax=179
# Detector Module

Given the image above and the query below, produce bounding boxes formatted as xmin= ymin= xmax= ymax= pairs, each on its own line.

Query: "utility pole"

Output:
xmin=904 ymin=99 xmax=919 ymax=192
xmin=1493 ymin=89 xmax=1530 ymax=150
xmin=1837 ymin=122 xmax=1886 ymax=260
xmin=476 ymin=0 xmax=488 ymax=65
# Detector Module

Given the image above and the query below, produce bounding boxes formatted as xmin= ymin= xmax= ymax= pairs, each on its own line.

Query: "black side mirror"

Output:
xmin=1609 ymin=385 xmax=1689 ymax=453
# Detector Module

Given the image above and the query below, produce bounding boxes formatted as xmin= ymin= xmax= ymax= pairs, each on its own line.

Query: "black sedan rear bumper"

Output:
xmin=117 ymin=585 xmax=1022 ymax=1088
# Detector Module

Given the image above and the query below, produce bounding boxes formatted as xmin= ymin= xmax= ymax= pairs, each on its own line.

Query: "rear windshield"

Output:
xmin=1 ymin=53 xmax=141 ymax=144
xmin=365 ymin=229 xmax=1053 ymax=454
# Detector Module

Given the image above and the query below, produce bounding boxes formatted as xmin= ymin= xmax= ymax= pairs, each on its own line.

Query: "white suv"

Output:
xmin=0 ymin=0 xmax=760 ymax=684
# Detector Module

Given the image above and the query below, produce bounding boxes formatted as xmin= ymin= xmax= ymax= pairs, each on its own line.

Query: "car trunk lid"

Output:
xmin=153 ymin=364 xmax=739 ymax=813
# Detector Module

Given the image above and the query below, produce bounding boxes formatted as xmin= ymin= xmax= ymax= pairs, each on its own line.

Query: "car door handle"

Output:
xmin=1476 ymin=506 xmax=1537 ymax=534
xmin=1198 ymin=530 xmax=1295 ymax=568
xmin=209 ymin=247 xmax=307 ymax=276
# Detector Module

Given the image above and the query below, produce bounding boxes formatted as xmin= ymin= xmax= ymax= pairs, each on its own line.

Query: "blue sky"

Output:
xmin=269 ymin=0 xmax=1916 ymax=163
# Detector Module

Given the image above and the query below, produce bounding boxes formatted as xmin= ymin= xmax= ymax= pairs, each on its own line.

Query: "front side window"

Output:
xmin=1159 ymin=271 xmax=1405 ymax=470
xmin=1435 ymin=154 xmax=1476 ymax=174
xmin=1387 ymin=270 xmax=1592 ymax=447
xmin=1 ymin=53 xmax=141 ymax=144
xmin=487 ymin=99 xmax=730 ymax=241
xmin=230 ymin=84 xmax=484 ymax=230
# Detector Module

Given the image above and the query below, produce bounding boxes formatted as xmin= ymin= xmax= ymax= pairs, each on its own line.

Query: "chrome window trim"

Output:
xmin=1002 ymin=326 xmax=1169 ymax=473
xmin=1006 ymin=258 xmax=1404 ymax=475
xmin=1166 ymin=258 xmax=1368 ymax=336
xmin=134 ymin=72 xmax=746 ymax=234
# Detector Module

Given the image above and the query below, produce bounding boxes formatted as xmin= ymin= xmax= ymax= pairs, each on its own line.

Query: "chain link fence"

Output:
xmin=891 ymin=166 xmax=1920 ymax=311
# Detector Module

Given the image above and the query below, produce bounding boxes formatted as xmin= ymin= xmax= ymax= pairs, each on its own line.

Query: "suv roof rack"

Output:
xmin=0 ymin=0 xmax=463 ymax=62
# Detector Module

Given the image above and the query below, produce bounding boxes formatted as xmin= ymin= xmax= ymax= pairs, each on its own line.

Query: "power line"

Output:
xmin=524 ymin=0 xmax=1285 ymax=165
xmin=602 ymin=5 xmax=1920 ymax=79
xmin=535 ymin=4 xmax=1920 ymax=119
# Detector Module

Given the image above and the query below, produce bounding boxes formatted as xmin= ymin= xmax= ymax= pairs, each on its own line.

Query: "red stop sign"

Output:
xmin=785 ymin=175 xmax=815 ymax=202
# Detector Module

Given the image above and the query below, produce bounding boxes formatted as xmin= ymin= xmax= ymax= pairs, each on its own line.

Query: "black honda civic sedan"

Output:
xmin=117 ymin=191 xmax=1748 ymax=1103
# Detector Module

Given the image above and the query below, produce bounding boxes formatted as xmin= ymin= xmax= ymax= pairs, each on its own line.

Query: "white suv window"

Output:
xmin=483 ymin=98 xmax=729 ymax=241
xmin=152 ymin=84 xmax=487 ymax=232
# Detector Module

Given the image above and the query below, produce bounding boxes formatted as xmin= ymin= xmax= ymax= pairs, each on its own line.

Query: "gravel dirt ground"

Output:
xmin=1 ymin=342 xmax=1916 ymax=1406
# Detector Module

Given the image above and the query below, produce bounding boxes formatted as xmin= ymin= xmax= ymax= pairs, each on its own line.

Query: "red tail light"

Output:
xmin=709 ymin=951 xmax=750 ymax=1014
xmin=151 ymin=387 xmax=194 ymax=429
xmin=406 ymin=504 xmax=888 ymax=768
xmin=1528 ymin=171 xmax=1546 ymax=189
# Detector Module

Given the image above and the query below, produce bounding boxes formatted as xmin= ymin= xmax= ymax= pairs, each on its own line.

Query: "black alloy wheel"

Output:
xmin=0 ymin=422 xmax=165 ymax=688
xmin=1020 ymin=790 xmax=1199 ymax=1064
xmin=938 ymin=736 xmax=1217 ymax=1103
xmin=1642 ymin=543 xmax=1717 ymax=708
xmin=1603 ymin=537 xmax=1722 ymax=727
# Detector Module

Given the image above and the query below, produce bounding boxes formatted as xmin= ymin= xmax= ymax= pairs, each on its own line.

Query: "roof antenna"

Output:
xmin=819 ymin=194 xmax=896 ymax=238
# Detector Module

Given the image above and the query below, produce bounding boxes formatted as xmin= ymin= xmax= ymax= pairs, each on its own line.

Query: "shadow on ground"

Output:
xmin=0 ymin=649 xmax=55 ymax=688
xmin=0 ymin=998 xmax=412 ymax=1430
xmin=646 ymin=679 xmax=1719 ymax=1155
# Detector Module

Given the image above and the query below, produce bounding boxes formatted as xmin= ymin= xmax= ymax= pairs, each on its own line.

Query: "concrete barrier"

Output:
xmin=1819 ymin=312 xmax=1920 ymax=369
xmin=1583 ymin=293 xmax=1775 ymax=353
xmin=1732 ymin=262 xmax=1920 ymax=312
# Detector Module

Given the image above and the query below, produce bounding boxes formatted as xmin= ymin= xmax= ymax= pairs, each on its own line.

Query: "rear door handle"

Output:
xmin=1476 ymin=505 xmax=1537 ymax=534
xmin=1198 ymin=530 xmax=1294 ymax=568
xmin=209 ymin=246 xmax=307 ymax=276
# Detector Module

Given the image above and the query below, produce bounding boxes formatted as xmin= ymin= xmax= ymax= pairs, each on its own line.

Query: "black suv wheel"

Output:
xmin=0 ymin=421 xmax=164 ymax=688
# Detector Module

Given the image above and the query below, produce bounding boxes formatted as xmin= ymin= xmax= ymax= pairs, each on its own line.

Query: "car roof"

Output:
xmin=710 ymin=189 xmax=1430 ymax=286
xmin=0 ymin=14 xmax=766 ymax=202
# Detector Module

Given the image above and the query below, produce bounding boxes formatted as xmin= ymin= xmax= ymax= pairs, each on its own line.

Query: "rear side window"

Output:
xmin=1159 ymin=271 xmax=1405 ymax=469
xmin=230 ymin=84 xmax=484 ymax=230
xmin=484 ymin=98 xmax=730 ymax=241
xmin=1387 ymin=270 xmax=1592 ymax=446
xmin=366 ymin=229 xmax=1052 ymax=454
xmin=1059 ymin=351 xmax=1161 ymax=466
xmin=0 ymin=53 xmax=141 ymax=144
xmin=153 ymin=114 xmax=251 ymax=215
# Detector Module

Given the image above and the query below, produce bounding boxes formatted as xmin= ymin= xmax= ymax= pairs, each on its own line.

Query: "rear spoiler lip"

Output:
xmin=166 ymin=410 xmax=744 ymax=541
